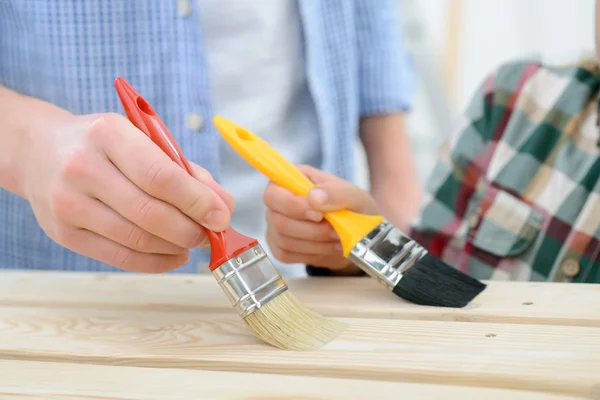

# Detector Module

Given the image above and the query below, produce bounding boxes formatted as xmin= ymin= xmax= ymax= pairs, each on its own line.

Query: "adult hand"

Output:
xmin=263 ymin=164 xmax=378 ymax=273
xmin=20 ymin=112 xmax=234 ymax=273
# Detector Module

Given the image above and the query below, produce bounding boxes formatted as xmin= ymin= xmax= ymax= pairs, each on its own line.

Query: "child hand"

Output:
xmin=263 ymin=164 xmax=378 ymax=273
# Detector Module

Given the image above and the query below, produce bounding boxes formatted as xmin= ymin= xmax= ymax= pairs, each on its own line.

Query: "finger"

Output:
xmin=59 ymin=226 xmax=190 ymax=273
xmin=266 ymin=210 xmax=337 ymax=241
xmin=297 ymin=164 xmax=377 ymax=214
xmin=189 ymin=163 xmax=235 ymax=213
xmin=58 ymin=190 xmax=189 ymax=254
xmin=266 ymin=228 xmax=341 ymax=256
xmin=89 ymin=114 xmax=231 ymax=231
xmin=263 ymin=182 xmax=323 ymax=222
xmin=64 ymin=151 xmax=206 ymax=249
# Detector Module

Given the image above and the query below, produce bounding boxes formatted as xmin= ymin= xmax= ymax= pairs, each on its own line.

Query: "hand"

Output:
xmin=19 ymin=112 xmax=235 ymax=273
xmin=263 ymin=165 xmax=378 ymax=273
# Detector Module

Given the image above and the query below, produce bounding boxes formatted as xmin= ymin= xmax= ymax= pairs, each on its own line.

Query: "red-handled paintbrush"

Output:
xmin=114 ymin=77 xmax=346 ymax=351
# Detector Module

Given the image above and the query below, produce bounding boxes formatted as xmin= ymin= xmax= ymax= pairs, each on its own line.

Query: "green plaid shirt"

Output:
xmin=408 ymin=59 xmax=600 ymax=283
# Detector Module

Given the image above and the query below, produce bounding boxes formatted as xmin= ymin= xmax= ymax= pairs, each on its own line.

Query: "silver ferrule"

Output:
xmin=349 ymin=220 xmax=428 ymax=290
xmin=211 ymin=244 xmax=288 ymax=319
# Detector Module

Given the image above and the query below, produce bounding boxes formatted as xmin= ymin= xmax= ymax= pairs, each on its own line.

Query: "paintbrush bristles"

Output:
xmin=243 ymin=290 xmax=347 ymax=351
xmin=393 ymin=253 xmax=487 ymax=308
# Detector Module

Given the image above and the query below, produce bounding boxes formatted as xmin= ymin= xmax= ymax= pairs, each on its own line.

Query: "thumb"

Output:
xmin=189 ymin=163 xmax=236 ymax=214
xmin=297 ymin=165 xmax=378 ymax=215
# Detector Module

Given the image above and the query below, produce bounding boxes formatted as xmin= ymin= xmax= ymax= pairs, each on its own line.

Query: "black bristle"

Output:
xmin=392 ymin=253 xmax=486 ymax=308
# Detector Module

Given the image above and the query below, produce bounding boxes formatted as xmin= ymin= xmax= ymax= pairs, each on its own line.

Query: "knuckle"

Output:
xmin=133 ymin=197 xmax=164 ymax=223
xmin=126 ymin=226 xmax=151 ymax=251
xmin=192 ymin=165 xmax=214 ymax=182
xmin=270 ymin=212 xmax=288 ymax=233
xmin=269 ymin=245 xmax=288 ymax=263
xmin=61 ymin=149 xmax=90 ymax=181
xmin=276 ymin=235 xmax=293 ymax=251
xmin=269 ymin=231 xmax=293 ymax=252
xmin=97 ymin=112 xmax=124 ymax=132
xmin=53 ymin=224 xmax=77 ymax=246
xmin=85 ymin=113 xmax=122 ymax=143
xmin=187 ymin=228 xmax=205 ymax=248
xmin=49 ymin=188 xmax=77 ymax=220
xmin=111 ymin=246 xmax=134 ymax=271
xmin=318 ymin=225 xmax=336 ymax=241
xmin=184 ymin=194 xmax=212 ymax=218
xmin=144 ymin=161 xmax=176 ymax=193
xmin=279 ymin=251 xmax=295 ymax=263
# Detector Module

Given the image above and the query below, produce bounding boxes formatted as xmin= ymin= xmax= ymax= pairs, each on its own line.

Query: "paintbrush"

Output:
xmin=113 ymin=77 xmax=346 ymax=350
xmin=212 ymin=116 xmax=487 ymax=308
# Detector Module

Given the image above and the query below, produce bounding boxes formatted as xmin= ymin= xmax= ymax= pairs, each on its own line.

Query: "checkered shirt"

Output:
xmin=409 ymin=60 xmax=600 ymax=283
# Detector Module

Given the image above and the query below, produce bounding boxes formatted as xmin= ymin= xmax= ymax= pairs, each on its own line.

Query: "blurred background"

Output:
xmin=356 ymin=0 xmax=595 ymax=188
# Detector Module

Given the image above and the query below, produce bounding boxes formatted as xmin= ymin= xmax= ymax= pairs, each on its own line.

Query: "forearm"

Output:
xmin=0 ymin=86 xmax=71 ymax=197
xmin=360 ymin=113 xmax=422 ymax=230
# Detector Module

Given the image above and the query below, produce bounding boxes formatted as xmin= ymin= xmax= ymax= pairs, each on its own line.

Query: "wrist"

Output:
xmin=0 ymin=86 xmax=71 ymax=198
xmin=370 ymin=182 xmax=422 ymax=231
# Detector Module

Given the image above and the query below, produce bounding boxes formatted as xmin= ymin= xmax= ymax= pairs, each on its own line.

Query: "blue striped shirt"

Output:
xmin=0 ymin=0 xmax=415 ymax=272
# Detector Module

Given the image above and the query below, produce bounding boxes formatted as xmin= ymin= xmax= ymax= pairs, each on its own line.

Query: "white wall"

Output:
xmin=451 ymin=0 xmax=594 ymax=110
xmin=356 ymin=0 xmax=596 ymax=189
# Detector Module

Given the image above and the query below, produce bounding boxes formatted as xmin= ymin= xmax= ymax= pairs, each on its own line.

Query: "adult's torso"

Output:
xmin=197 ymin=0 xmax=321 ymax=277
xmin=0 ymin=0 xmax=362 ymax=273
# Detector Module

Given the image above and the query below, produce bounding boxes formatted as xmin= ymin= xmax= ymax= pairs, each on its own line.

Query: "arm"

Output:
xmin=360 ymin=114 xmax=422 ymax=231
xmin=0 ymin=85 xmax=72 ymax=198
xmin=354 ymin=0 xmax=421 ymax=231
xmin=0 ymin=83 xmax=235 ymax=273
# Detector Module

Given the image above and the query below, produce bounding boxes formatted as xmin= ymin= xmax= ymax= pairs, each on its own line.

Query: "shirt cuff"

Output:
xmin=305 ymin=264 xmax=367 ymax=277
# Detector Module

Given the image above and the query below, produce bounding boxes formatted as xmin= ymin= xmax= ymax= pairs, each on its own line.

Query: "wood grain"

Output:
xmin=1 ymin=360 xmax=581 ymax=400
xmin=0 ymin=306 xmax=598 ymax=397
xmin=0 ymin=271 xmax=598 ymax=327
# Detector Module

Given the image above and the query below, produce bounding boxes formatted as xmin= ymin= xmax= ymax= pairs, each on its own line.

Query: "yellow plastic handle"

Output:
xmin=213 ymin=116 xmax=384 ymax=256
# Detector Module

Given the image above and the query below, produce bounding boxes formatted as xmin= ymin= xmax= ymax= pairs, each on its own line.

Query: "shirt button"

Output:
xmin=177 ymin=0 xmax=192 ymax=18
xmin=560 ymin=258 xmax=580 ymax=278
xmin=186 ymin=113 xmax=204 ymax=131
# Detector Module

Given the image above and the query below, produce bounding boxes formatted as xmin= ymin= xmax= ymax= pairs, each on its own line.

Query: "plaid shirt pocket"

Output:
xmin=467 ymin=186 xmax=545 ymax=259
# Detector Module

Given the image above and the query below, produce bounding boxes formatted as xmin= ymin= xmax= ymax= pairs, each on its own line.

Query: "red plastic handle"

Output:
xmin=114 ymin=77 xmax=257 ymax=271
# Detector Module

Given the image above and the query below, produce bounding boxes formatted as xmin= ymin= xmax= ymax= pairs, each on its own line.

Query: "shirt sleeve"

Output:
xmin=355 ymin=0 xmax=416 ymax=116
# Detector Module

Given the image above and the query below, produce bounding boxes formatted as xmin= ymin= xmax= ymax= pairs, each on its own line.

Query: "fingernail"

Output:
xmin=310 ymin=188 xmax=328 ymax=206
xmin=203 ymin=210 xmax=227 ymax=230
xmin=306 ymin=210 xmax=323 ymax=222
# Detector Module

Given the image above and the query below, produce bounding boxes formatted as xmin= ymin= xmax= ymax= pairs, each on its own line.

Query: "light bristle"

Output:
xmin=243 ymin=290 xmax=347 ymax=351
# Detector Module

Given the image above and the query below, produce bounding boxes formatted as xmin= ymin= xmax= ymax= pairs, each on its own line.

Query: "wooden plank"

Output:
xmin=0 ymin=271 xmax=598 ymax=327
xmin=0 ymin=360 xmax=578 ymax=400
xmin=0 ymin=307 xmax=598 ymax=397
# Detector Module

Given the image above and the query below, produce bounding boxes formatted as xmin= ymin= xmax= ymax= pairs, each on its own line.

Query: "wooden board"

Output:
xmin=0 ymin=271 xmax=598 ymax=327
xmin=0 ymin=306 xmax=598 ymax=397
xmin=1 ymin=360 xmax=580 ymax=400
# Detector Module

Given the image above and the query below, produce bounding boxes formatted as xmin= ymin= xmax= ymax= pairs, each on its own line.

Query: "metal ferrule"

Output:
xmin=349 ymin=220 xmax=428 ymax=290
xmin=211 ymin=244 xmax=288 ymax=319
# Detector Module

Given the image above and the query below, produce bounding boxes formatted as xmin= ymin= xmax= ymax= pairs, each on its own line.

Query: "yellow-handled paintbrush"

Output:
xmin=213 ymin=116 xmax=486 ymax=308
